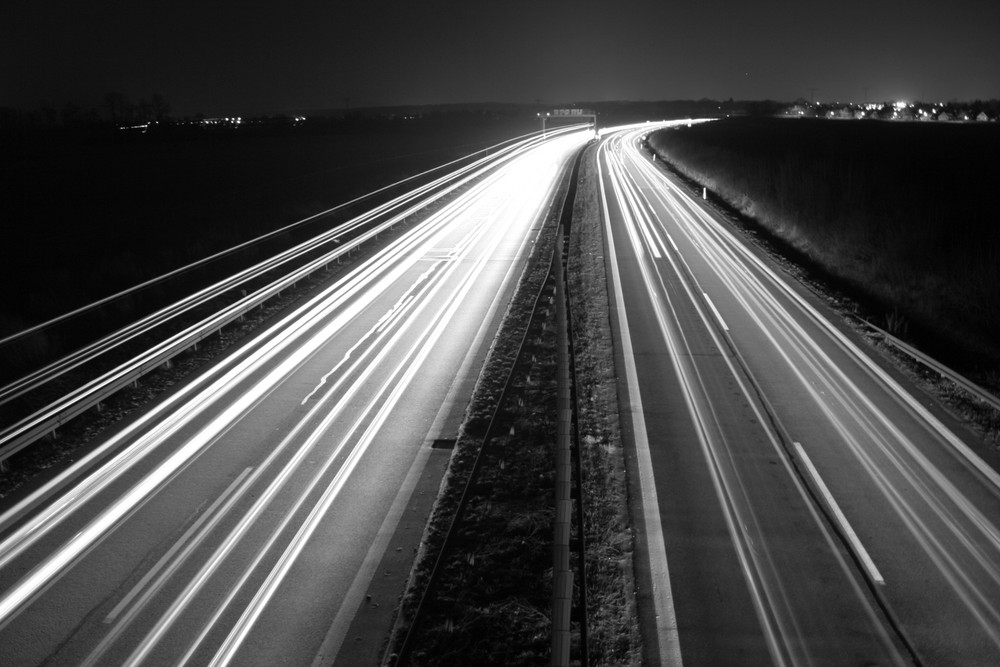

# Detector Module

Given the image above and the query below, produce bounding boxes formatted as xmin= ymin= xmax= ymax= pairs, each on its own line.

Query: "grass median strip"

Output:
xmin=384 ymin=143 xmax=641 ymax=666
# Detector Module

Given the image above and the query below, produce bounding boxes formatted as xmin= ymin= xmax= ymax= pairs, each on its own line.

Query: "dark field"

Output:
xmin=649 ymin=117 xmax=1000 ymax=367
xmin=0 ymin=113 xmax=539 ymax=381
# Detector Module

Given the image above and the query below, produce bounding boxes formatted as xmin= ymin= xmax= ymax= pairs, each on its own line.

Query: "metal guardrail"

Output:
xmin=551 ymin=233 xmax=575 ymax=667
xmin=0 ymin=129 xmax=581 ymax=467
xmin=1 ymin=214 xmax=362 ymax=409
xmin=553 ymin=146 xmax=589 ymax=667
xmin=0 ymin=231 xmax=355 ymax=465
xmin=637 ymin=134 xmax=999 ymax=416
xmin=0 ymin=130 xmax=549 ymax=353
xmin=0 ymin=132 xmax=545 ymax=410
xmin=389 ymin=146 xmax=588 ymax=666
xmin=852 ymin=315 xmax=1000 ymax=412
xmin=389 ymin=217 xmax=563 ymax=667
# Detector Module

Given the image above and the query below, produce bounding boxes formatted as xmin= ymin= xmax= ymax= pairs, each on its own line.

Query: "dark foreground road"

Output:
xmin=0 ymin=129 xmax=591 ymax=666
xmin=599 ymin=123 xmax=1000 ymax=666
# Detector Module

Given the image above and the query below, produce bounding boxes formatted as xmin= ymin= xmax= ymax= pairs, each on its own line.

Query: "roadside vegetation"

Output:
xmin=648 ymin=117 xmax=1000 ymax=370
xmin=567 ymin=145 xmax=642 ymax=664
xmin=386 ymin=143 xmax=641 ymax=665
xmin=386 ymin=162 xmax=567 ymax=666
xmin=2 ymin=120 xmax=641 ymax=663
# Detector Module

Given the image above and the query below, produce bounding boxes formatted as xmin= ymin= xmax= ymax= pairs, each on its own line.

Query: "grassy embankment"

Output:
xmin=649 ymin=117 xmax=1000 ymax=371
xmin=385 ymin=143 xmax=640 ymax=665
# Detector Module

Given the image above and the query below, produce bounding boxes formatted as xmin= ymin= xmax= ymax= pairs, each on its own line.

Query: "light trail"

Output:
xmin=623 ymin=130 xmax=1000 ymax=637
xmin=0 ymin=128 xmax=591 ymax=665
xmin=88 ymin=251 xmax=456 ymax=665
xmin=126 ymin=153 xmax=536 ymax=666
xmin=602 ymin=133 xmax=859 ymax=665
xmin=203 ymin=175 xmax=527 ymax=667
xmin=599 ymin=149 xmax=684 ymax=666
xmin=600 ymin=123 xmax=1000 ymax=664
xmin=0 ymin=128 xmax=559 ymax=568
xmin=0 ymin=125 xmax=587 ymax=471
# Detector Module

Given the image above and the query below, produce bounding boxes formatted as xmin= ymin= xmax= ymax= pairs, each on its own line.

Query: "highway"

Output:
xmin=0 ymin=127 xmax=591 ymax=666
xmin=598 ymin=124 xmax=1000 ymax=666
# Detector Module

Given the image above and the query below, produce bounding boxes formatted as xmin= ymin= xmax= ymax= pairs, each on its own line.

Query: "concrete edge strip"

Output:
xmin=598 ymin=140 xmax=683 ymax=666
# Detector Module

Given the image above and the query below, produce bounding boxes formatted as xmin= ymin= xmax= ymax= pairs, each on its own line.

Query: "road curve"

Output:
xmin=0 ymin=128 xmax=591 ymax=666
xmin=598 ymin=124 xmax=1000 ymax=666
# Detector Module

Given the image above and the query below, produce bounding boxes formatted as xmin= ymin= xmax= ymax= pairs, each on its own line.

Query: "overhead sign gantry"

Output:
xmin=540 ymin=108 xmax=597 ymax=136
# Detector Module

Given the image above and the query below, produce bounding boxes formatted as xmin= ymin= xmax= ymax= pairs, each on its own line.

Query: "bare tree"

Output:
xmin=61 ymin=102 xmax=83 ymax=127
xmin=104 ymin=92 xmax=129 ymax=125
xmin=150 ymin=93 xmax=170 ymax=121
xmin=137 ymin=97 xmax=153 ymax=122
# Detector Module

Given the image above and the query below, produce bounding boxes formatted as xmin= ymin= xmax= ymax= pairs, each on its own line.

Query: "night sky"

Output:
xmin=3 ymin=0 xmax=998 ymax=117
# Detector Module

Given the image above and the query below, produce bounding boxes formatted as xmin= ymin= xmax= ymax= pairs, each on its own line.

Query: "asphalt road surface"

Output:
xmin=598 ymin=123 xmax=1000 ymax=667
xmin=0 ymin=128 xmax=591 ymax=666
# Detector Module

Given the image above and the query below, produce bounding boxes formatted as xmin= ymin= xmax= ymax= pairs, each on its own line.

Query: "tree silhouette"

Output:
xmin=104 ymin=91 xmax=129 ymax=125
xmin=150 ymin=93 xmax=170 ymax=121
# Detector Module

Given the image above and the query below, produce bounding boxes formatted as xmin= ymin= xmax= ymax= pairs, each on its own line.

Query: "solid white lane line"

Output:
xmin=1 ymin=183 xmax=485 ymax=614
xmin=0 ymin=217 xmax=445 ymax=581
xmin=309 ymin=436 xmax=434 ymax=667
xmin=309 ymin=232 xmax=523 ymax=664
xmin=616 ymin=159 xmax=793 ymax=663
xmin=0 ymin=133 xmax=583 ymax=658
xmin=0 ymin=144 xmax=510 ymax=552
xmin=317 ymin=187 xmax=541 ymax=662
xmin=794 ymin=442 xmax=885 ymax=585
xmin=702 ymin=292 xmax=729 ymax=332
xmin=206 ymin=148 xmax=558 ymax=666
xmin=119 ymin=247 xmax=478 ymax=663
xmin=599 ymin=142 xmax=683 ymax=666
xmin=162 ymin=139 xmax=580 ymax=665
xmin=139 ymin=263 xmax=460 ymax=663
